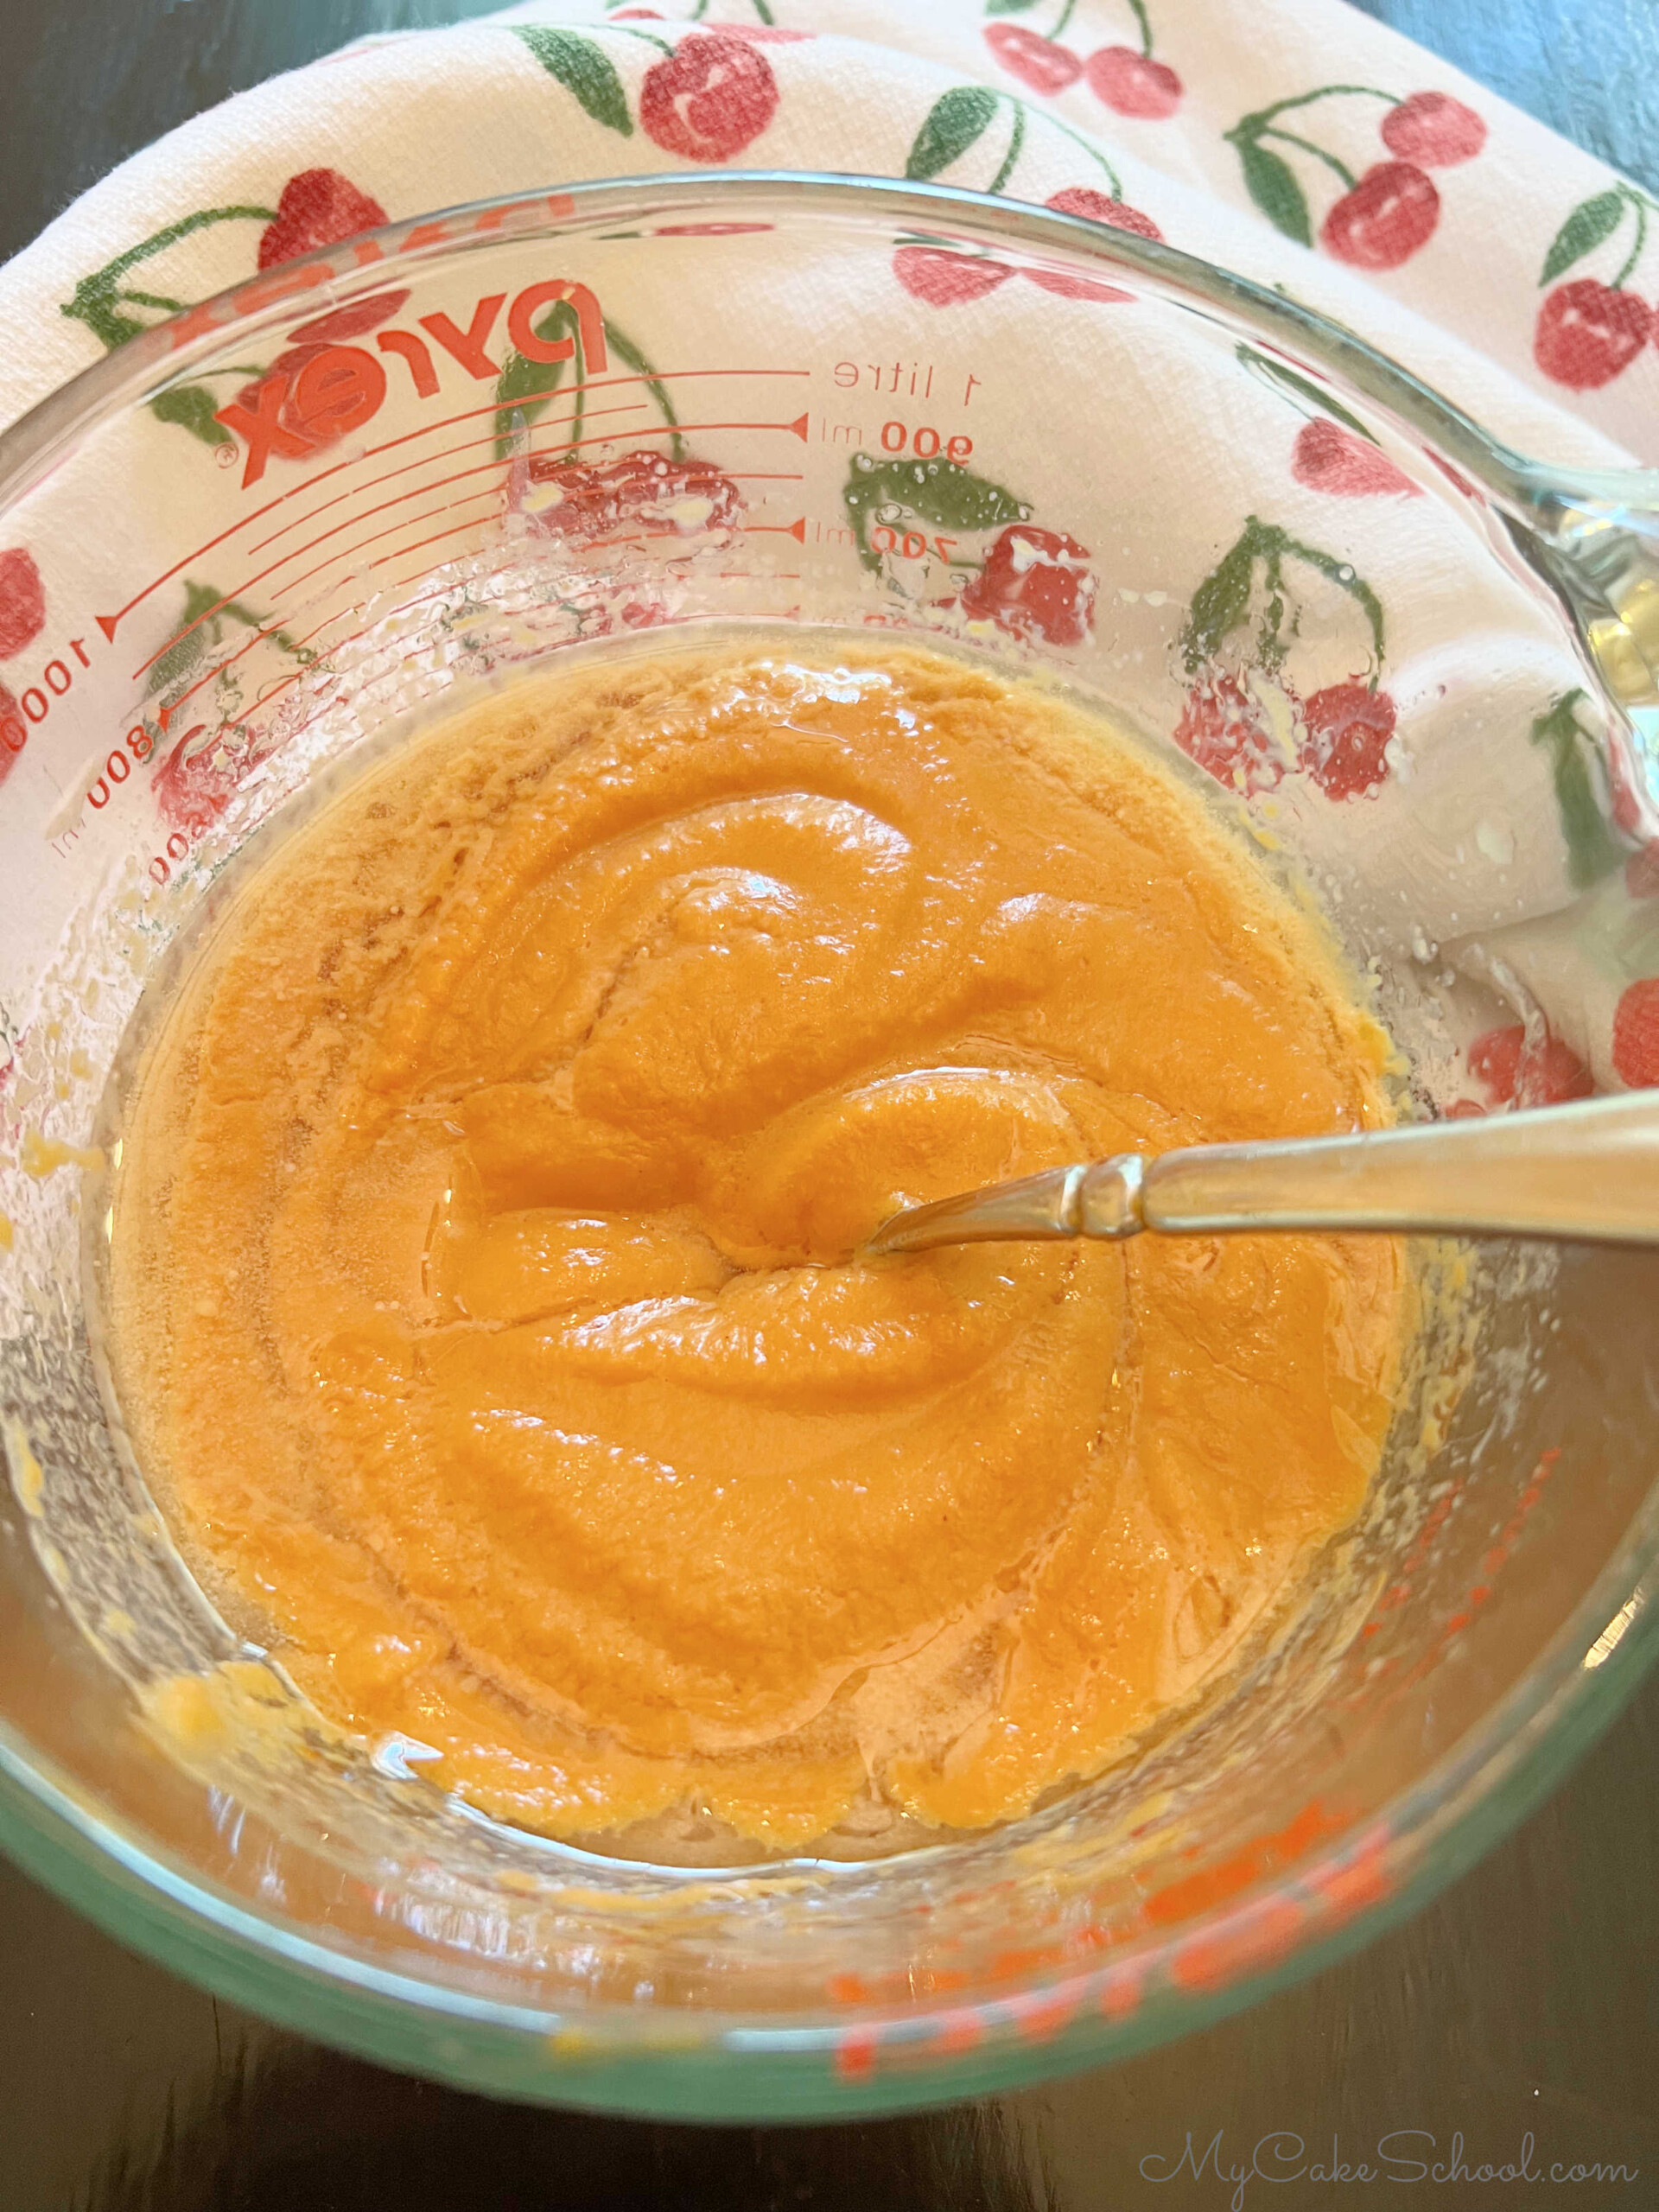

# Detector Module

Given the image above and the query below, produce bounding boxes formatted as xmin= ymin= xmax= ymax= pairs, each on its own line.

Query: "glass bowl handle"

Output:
xmin=1503 ymin=463 xmax=1659 ymax=757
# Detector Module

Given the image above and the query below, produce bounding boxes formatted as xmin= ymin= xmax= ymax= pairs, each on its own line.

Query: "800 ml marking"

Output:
xmin=86 ymin=724 xmax=156 ymax=811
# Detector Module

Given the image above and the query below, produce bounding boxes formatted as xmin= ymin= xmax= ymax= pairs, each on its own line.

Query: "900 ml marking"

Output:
xmin=880 ymin=421 xmax=973 ymax=462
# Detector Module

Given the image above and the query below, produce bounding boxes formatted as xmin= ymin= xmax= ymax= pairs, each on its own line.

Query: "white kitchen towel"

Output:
xmin=0 ymin=0 xmax=1656 ymax=1096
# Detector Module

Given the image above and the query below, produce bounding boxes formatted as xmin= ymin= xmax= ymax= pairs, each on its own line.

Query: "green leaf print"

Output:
xmin=148 ymin=627 xmax=207 ymax=699
xmin=1234 ymin=346 xmax=1378 ymax=443
xmin=1184 ymin=534 xmax=1259 ymax=669
xmin=842 ymin=453 xmax=1027 ymax=574
xmin=984 ymin=0 xmax=1040 ymax=12
xmin=61 ymin=204 xmax=278 ymax=455
xmin=148 ymin=581 xmax=309 ymax=699
xmin=1235 ymin=138 xmax=1312 ymax=247
xmin=493 ymin=312 xmax=684 ymax=465
xmin=149 ymin=385 xmax=237 ymax=450
xmin=604 ymin=321 xmax=684 ymax=461
xmin=1539 ymin=190 xmax=1625 ymax=286
xmin=1529 ymin=687 xmax=1624 ymax=891
xmin=514 ymin=27 xmax=633 ymax=136
xmin=1182 ymin=515 xmax=1384 ymax=675
xmin=906 ymin=88 xmax=1001 ymax=183
xmin=60 ymin=206 xmax=276 ymax=353
xmin=494 ymin=305 xmax=576 ymax=461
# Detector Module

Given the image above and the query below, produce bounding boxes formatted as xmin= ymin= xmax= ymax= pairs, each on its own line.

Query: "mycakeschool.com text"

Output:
xmin=1136 ymin=2131 xmax=1639 ymax=2207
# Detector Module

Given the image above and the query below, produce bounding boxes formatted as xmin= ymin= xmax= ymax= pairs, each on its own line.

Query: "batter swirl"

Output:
xmin=111 ymin=643 xmax=1407 ymax=1850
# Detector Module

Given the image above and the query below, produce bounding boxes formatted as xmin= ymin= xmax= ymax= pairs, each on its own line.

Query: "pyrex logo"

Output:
xmin=213 ymin=280 xmax=607 ymax=488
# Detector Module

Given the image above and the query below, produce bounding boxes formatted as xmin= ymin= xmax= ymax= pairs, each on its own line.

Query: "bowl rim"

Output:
xmin=5 ymin=168 xmax=1656 ymax=521
xmin=3 ymin=168 xmax=1657 ymax=2120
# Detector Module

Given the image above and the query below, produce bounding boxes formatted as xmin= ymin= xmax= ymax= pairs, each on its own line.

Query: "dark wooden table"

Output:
xmin=3 ymin=6 xmax=1656 ymax=2207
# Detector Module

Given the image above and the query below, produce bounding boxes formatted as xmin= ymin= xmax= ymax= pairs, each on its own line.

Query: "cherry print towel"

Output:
xmin=0 ymin=0 xmax=1656 ymax=1095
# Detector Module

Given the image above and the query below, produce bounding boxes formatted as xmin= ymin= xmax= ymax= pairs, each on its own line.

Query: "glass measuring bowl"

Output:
xmin=1 ymin=174 xmax=1657 ymax=2120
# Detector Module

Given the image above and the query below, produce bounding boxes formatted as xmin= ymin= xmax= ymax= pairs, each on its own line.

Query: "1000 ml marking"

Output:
xmin=1 ymin=636 xmax=92 ymax=764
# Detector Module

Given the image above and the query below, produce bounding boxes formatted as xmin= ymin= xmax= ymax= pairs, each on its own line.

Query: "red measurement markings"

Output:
xmin=142 ymin=478 xmax=507 ymax=686
xmin=365 ymin=513 xmax=499 ymax=579
xmin=132 ymin=414 xmax=812 ymax=684
xmin=156 ymin=615 xmax=295 ymax=728
xmin=0 ymin=633 xmax=92 ymax=785
xmin=386 ymin=550 xmax=538 ymax=595
xmin=1347 ymin=1450 xmax=1565 ymax=1708
xmin=376 ymin=543 xmax=555 ymax=605
xmin=287 ymin=603 xmax=366 ymax=656
xmin=246 ymin=683 xmax=345 ymax=764
xmin=152 ymin=573 xmax=505 ymax=769
xmin=279 ymin=485 xmax=503 ymax=603
xmin=152 ymin=485 xmax=503 ymax=727
xmin=241 ymin=399 xmax=648 ymax=560
xmin=156 ymin=591 xmax=391 ymax=730
xmin=158 ymin=471 xmax=645 ymax=716
xmin=137 ymin=565 xmax=580 ymax=863
xmin=747 ymin=519 xmax=808 ymax=540
xmin=99 ymin=370 xmax=811 ymax=642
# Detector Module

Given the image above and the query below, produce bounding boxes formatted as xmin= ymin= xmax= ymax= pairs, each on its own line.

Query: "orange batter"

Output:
xmin=110 ymin=641 xmax=1408 ymax=1852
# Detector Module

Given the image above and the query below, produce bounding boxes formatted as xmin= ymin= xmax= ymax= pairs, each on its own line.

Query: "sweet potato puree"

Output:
xmin=111 ymin=642 xmax=1408 ymax=1852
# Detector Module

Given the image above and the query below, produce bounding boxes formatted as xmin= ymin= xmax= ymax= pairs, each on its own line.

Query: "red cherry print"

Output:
xmin=958 ymin=525 xmax=1096 ymax=648
xmin=639 ymin=35 xmax=779 ymax=163
xmin=0 ymin=549 xmax=45 ymax=660
xmin=1534 ymin=279 xmax=1652 ymax=390
xmin=1469 ymin=1029 xmax=1517 ymax=1101
xmin=1031 ymin=189 xmax=1160 ymax=296
xmin=515 ymin=451 xmax=743 ymax=544
xmin=152 ymin=724 xmax=226 ymax=838
xmin=1300 ymin=682 xmax=1396 ymax=799
xmin=1085 ymin=46 xmax=1182 ymax=119
xmin=1381 ymin=92 xmax=1486 ymax=167
xmin=1321 ymin=162 xmax=1439 ymax=270
xmin=1045 ymin=187 xmax=1163 ymax=241
xmin=1292 ymin=418 xmax=1420 ymax=498
xmin=1428 ymin=452 xmax=1480 ymax=499
xmin=0 ymin=683 xmax=25 ymax=791
xmin=1613 ymin=978 xmax=1659 ymax=1087
xmin=1626 ymin=846 xmax=1659 ymax=898
xmin=232 ymin=346 xmax=317 ymax=422
xmin=287 ymin=291 xmax=410 ymax=346
xmin=1604 ymin=730 xmax=1647 ymax=838
xmin=1175 ymin=671 xmax=1285 ymax=796
xmin=152 ymin=719 xmax=286 ymax=840
xmin=258 ymin=169 xmax=388 ymax=271
xmin=1025 ymin=268 xmax=1135 ymax=302
xmin=893 ymin=246 xmax=1014 ymax=306
xmin=1468 ymin=1024 xmax=1594 ymax=1107
xmin=985 ymin=23 xmax=1083 ymax=95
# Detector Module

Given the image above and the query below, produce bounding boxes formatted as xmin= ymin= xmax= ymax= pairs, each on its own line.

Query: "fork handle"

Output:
xmin=1145 ymin=1091 xmax=1659 ymax=1244
xmin=863 ymin=1093 xmax=1659 ymax=1255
